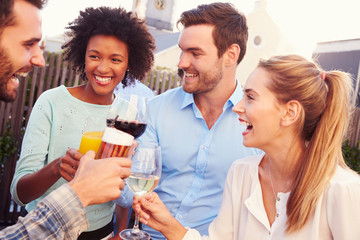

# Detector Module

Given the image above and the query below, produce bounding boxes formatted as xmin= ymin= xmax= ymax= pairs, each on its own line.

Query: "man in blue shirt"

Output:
xmin=137 ymin=3 xmax=260 ymax=239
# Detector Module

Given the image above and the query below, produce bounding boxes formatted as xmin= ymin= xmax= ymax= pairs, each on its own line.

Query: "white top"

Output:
xmin=183 ymin=154 xmax=360 ymax=240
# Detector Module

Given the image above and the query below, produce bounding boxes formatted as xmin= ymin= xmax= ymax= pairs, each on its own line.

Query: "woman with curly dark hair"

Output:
xmin=11 ymin=6 xmax=155 ymax=240
xmin=62 ymin=6 xmax=155 ymax=88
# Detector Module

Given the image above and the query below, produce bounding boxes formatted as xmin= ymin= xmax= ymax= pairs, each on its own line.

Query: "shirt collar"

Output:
xmin=180 ymin=80 xmax=243 ymax=110
xmin=180 ymin=90 xmax=194 ymax=109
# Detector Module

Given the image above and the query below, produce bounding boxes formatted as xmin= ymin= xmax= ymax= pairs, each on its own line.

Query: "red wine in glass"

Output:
xmin=106 ymin=118 xmax=147 ymax=138
xmin=107 ymin=94 xmax=148 ymax=139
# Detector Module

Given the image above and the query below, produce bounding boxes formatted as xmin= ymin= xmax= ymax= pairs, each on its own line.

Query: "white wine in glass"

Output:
xmin=120 ymin=145 xmax=162 ymax=240
xmin=127 ymin=173 xmax=160 ymax=196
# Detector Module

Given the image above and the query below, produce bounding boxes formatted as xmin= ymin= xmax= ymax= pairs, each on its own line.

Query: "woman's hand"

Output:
xmin=133 ymin=192 xmax=187 ymax=240
xmin=56 ymin=148 xmax=82 ymax=181
xmin=17 ymin=148 xmax=83 ymax=204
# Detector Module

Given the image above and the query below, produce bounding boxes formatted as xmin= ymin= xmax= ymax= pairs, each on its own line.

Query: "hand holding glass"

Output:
xmin=120 ymin=145 xmax=162 ymax=240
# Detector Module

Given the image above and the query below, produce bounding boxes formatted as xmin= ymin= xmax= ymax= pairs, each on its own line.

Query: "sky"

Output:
xmin=41 ymin=0 xmax=360 ymax=57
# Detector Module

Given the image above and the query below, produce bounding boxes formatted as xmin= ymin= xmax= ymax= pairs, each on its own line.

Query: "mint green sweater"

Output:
xmin=11 ymin=85 xmax=113 ymax=232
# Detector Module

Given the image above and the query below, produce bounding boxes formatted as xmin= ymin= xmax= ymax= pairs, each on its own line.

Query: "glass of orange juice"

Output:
xmin=79 ymin=117 xmax=106 ymax=155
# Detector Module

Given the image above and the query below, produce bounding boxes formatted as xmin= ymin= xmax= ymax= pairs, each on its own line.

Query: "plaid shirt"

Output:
xmin=0 ymin=184 xmax=89 ymax=239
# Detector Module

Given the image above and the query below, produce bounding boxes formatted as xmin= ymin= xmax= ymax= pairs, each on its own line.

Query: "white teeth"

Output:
xmin=11 ymin=75 xmax=19 ymax=83
xmin=17 ymin=72 xmax=28 ymax=77
xmin=184 ymin=73 xmax=198 ymax=78
xmin=95 ymin=75 xmax=112 ymax=82
xmin=240 ymin=121 xmax=252 ymax=127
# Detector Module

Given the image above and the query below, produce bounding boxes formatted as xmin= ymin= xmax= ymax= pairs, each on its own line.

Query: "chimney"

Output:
xmin=254 ymin=0 xmax=267 ymax=12
xmin=133 ymin=0 xmax=148 ymax=19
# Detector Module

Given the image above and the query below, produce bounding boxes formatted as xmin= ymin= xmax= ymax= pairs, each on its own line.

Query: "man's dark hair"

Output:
xmin=177 ymin=2 xmax=248 ymax=64
xmin=62 ymin=7 xmax=155 ymax=87
xmin=0 ymin=0 xmax=47 ymax=30
xmin=0 ymin=0 xmax=14 ymax=29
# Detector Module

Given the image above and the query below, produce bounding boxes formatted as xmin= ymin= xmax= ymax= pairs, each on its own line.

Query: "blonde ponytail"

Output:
xmin=258 ymin=55 xmax=354 ymax=232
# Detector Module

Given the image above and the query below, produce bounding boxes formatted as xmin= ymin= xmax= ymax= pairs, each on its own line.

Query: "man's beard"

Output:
xmin=0 ymin=45 xmax=17 ymax=102
xmin=178 ymin=59 xmax=223 ymax=95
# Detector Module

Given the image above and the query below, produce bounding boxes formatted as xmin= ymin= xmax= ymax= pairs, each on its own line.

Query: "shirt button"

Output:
xmin=178 ymin=215 xmax=183 ymax=220
xmin=276 ymin=197 xmax=280 ymax=201
xmin=276 ymin=213 xmax=279 ymax=218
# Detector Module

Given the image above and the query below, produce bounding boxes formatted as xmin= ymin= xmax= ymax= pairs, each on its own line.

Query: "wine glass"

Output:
xmin=120 ymin=145 xmax=162 ymax=240
xmin=107 ymin=94 xmax=147 ymax=138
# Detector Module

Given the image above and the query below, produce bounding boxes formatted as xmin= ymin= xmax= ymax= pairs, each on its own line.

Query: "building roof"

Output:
xmin=312 ymin=38 xmax=360 ymax=106
xmin=313 ymin=38 xmax=360 ymax=54
xmin=312 ymin=38 xmax=360 ymax=78
xmin=148 ymin=27 xmax=180 ymax=54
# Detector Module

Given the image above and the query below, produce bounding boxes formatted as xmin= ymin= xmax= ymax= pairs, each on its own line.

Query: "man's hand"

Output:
xmin=68 ymin=151 xmax=131 ymax=207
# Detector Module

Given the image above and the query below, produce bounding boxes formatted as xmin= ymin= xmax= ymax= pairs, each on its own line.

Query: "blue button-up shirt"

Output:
xmin=137 ymin=82 xmax=260 ymax=239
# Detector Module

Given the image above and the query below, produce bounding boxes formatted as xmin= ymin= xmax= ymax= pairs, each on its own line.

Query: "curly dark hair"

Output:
xmin=62 ymin=7 xmax=155 ymax=87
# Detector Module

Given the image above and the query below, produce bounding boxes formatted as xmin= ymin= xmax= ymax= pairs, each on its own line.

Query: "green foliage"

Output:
xmin=0 ymin=121 xmax=18 ymax=166
xmin=342 ymin=140 xmax=360 ymax=174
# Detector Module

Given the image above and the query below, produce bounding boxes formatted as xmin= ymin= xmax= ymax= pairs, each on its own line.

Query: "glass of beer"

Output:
xmin=79 ymin=117 xmax=106 ymax=155
xmin=120 ymin=144 xmax=162 ymax=240
xmin=96 ymin=127 xmax=134 ymax=159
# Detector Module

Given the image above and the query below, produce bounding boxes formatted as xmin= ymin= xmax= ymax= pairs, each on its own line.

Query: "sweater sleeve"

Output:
xmin=10 ymin=92 xmax=54 ymax=206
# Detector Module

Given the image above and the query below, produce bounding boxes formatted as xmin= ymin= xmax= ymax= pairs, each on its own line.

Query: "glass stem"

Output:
xmin=133 ymin=213 xmax=140 ymax=232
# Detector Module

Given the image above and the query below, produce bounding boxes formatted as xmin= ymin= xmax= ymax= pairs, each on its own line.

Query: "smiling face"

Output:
xmin=177 ymin=24 xmax=224 ymax=94
xmin=232 ymin=67 xmax=285 ymax=150
xmin=0 ymin=0 xmax=45 ymax=102
xmin=84 ymin=35 xmax=129 ymax=99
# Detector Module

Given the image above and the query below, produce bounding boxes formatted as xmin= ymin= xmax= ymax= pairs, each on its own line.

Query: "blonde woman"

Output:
xmin=133 ymin=55 xmax=360 ymax=239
